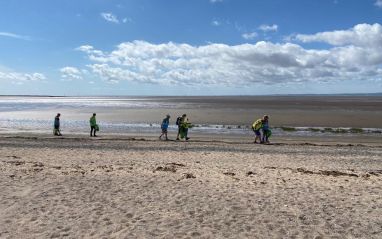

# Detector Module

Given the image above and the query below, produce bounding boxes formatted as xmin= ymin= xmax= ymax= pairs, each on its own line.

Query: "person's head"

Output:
xmin=57 ymin=113 xmax=61 ymax=117
xmin=166 ymin=114 xmax=170 ymax=119
xmin=263 ymin=115 xmax=269 ymax=121
xmin=182 ymin=114 xmax=187 ymax=118
xmin=93 ymin=113 xmax=96 ymax=116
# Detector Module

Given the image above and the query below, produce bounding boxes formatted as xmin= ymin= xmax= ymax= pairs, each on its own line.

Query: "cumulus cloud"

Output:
xmin=375 ymin=0 xmax=382 ymax=8
xmin=76 ymin=23 xmax=382 ymax=86
xmin=242 ymin=32 xmax=258 ymax=40
xmin=101 ymin=12 xmax=119 ymax=23
xmin=258 ymin=24 xmax=278 ymax=32
xmin=294 ymin=23 xmax=382 ymax=47
xmin=60 ymin=67 xmax=83 ymax=81
xmin=0 ymin=31 xmax=31 ymax=40
xmin=0 ymin=71 xmax=46 ymax=84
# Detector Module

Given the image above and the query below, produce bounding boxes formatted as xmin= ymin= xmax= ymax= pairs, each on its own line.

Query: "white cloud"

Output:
xmin=259 ymin=24 xmax=278 ymax=32
xmin=242 ymin=32 xmax=258 ymax=40
xmin=211 ymin=20 xmax=221 ymax=26
xmin=101 ymin=12 xmax=119 ymax=23
xmin=60 ymin=67 xmax=83 ymax=81
xmin=0 ymin=70 xmax=46 ymax=84
xmin=293 ymin=23 xmax=382 ymax=47
xmin=375 ymin=0 xmax=382 ymax=8
xmin=0 ymin=32 xmax=31 ymax=40
xmin=76 ymin=23 xmax=382 ymax=86
xmin=210 ymin=0 xmax=223 ymax=3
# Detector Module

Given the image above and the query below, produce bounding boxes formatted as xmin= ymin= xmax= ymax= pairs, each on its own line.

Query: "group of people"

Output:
xmin=251 ymin=115 xmax=271 ymax=144
xmin=53 ymin=113 xmax=271 ymax=144
xmin=159 ymin=114 xmax=191 ymax=141
xmin=53 ymin=113 xmax=99 ymax=137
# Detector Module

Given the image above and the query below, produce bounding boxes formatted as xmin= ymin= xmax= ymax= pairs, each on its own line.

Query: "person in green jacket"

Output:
xmin=178 ymin=114 xmax=191 ymax=141
xmin=90 ymin=113 xmax=97 ymax=137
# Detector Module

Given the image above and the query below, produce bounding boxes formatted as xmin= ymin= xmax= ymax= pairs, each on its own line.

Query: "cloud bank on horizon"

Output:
xmin=74 ymin=23 xmax=382 ymax=87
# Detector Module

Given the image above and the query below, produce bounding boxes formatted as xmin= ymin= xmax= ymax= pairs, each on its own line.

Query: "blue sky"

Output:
xmin=0 ymin=0 xmax=381 ymax=95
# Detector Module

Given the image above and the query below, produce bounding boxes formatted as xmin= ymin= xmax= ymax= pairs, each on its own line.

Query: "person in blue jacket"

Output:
xmin=261 ymin=115 xmax=271 ymax=144
xmin=159 ymin=114 xmax=170 ymax=140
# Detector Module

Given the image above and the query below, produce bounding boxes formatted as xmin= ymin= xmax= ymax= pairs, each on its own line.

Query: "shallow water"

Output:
xmin=0 ymin=96 xmax=381 ymax=137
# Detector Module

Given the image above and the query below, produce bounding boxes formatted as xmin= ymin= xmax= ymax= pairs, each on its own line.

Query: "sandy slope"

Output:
xmin=0 ymin=136 xmax=381 ymax=238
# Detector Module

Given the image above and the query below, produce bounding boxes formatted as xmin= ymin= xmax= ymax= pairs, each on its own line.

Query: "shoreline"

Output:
xmin=1 ymin=132 xmax=381 ymax=147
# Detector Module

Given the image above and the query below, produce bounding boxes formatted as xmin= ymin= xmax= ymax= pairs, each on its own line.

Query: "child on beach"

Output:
xmin=90 ymin=113 xmax=98 ymax=137
xmin=159 ymin=114 xmax=170 ymax=140
xmin=53 ymin=113 xmax=62 ymax=136
xmin=261 ymin=115 xmax=271 ymax=144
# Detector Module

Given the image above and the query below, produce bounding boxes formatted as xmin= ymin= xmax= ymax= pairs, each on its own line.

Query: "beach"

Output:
xmin=0 ymin=95 xmax=381 ymax=238
xmin=1 ymin=135 xmax=381 ymax=238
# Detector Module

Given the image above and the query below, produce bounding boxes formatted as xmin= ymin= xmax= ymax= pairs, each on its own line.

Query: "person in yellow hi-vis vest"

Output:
xmin=252 ymin=117 xmax=264 ymax=144
xmin=178 ymin=114 xmax=192 ymax=141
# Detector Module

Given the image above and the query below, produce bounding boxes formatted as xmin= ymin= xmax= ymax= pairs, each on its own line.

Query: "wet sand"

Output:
xmin=0 ymin=135 xmax=381 ymax=238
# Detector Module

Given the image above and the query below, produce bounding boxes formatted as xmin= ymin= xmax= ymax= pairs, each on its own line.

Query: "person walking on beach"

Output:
xmin=178 ymin=114 xmax=191 ymax=141
xmin=175 ymin=115 xmax=182 ymax=140
xmin=159 ymin=114 xmax=170 ymax=140
xmin=261 ymin=115 xmax=271 ymax=144
xmin=53 ymin=113 xmax=62 ymax=136
xmin=90 ymin=113 xmax=98 ymax=137
xmin=252 ymin=117 xmax=263 ymax=144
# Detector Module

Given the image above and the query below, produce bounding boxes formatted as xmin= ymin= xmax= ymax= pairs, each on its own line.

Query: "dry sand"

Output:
xmin=0 ymin=135 xmax=381 ymax=238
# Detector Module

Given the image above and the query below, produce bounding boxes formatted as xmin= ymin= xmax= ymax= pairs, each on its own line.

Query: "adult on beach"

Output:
xmin=177 ymin=114 xmax=191 ymax=141
xmin=252 ymin=117 xmax=263 ymax=144
xmin=90 ymin=113 xmax=98 ymax=137
xmin=53 ymin=113 xmax=62 ymax=136
xmin=175 ymin=115 xmax=182 ymax=140
xmin=159 ymin=114 xmax=170 ymax=140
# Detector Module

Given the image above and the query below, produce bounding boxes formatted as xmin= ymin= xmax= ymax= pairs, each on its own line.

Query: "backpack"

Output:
xmin=252 ymin=119 xmax=263 ymax=130
xmin=176 ymin=117 xmax=182 ymax=126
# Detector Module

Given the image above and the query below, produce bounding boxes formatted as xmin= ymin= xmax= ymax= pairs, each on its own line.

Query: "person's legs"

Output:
xmin=159 ymin=129 xmax=165 ymax=140
xmin=261 ymin=130 xmax=266 ymax=143
xmin=90 ymin=126 xmax=96 ymax=136
xmin=185 ymin=128 xmax=189 ymax=140
xmin=265 ymin=130 xmax=270 ymax=143
xmin=176 ymin=127 xmax=180 ymax=140
xmin=253 ymin=128 xmax=261 ymax=143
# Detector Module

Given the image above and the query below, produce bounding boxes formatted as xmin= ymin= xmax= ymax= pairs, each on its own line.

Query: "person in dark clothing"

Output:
xmin=53 ymin=113 xmax=62 ymax=136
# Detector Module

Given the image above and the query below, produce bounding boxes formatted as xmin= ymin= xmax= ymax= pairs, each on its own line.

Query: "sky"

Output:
xmin=0 ymin=0 xmax=382 ymax=96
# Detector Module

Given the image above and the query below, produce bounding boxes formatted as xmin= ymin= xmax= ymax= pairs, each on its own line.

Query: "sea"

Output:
xmin=0 ymin=95 xmax=381 ymax=138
